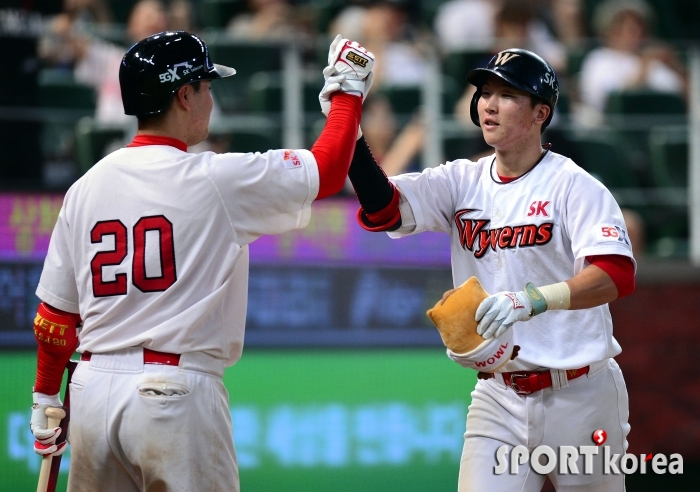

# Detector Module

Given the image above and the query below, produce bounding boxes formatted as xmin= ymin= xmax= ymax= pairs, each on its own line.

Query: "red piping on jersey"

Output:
xmin=497 ymin=174 xmax=518 ymax=183
xmin=128 ymin=135 xmax=188 ymax=152
xmin=587 ymin=254 xmax=635 ymax=298
xmin=311 ymin=93 xmax=363 ymax=199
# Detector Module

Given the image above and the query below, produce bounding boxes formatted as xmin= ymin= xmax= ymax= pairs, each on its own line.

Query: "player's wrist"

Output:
xmin=32 ymin=391 xmax=62 ymax=408
xmin=524 ymin=281 xmax=571 ymax=316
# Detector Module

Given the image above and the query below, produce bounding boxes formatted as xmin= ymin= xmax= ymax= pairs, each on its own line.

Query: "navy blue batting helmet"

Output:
xmin=120 ymin=31 xmax=235 ymax=116
xmin=467 ymin=48 xmax=559 ymax=130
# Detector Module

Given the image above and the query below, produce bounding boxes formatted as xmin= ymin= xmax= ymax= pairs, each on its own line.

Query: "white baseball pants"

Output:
xmin=66 ymin=348 xmax=238 ymax=492
xmin=458 ymin=358 xmax=630 ymax=492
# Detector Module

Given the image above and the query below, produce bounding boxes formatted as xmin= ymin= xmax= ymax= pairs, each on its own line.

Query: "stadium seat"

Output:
xmin=442 ymin=50 xmax=493 ymax=94
xmin=227 ymin=130 xmax=279 ymax=153
xmin=198 ymin=0 xmax=246 ymax=29
xmin=207 ymin=41 xmax=282 ymax=112
xmin=74 ymin=117 xmax=126 ymax=174
xmin=604 ymin=90 xmax=685 ymax=116
xmin=568 ymin=130 xmax=639 ymax=188
xmin=247 ymin=71 xmax=330 ymax=114
xmin=649 ymin=125 xmax=688 ymax=188
xmin=38 ymin=76 xmax=96 ymax=110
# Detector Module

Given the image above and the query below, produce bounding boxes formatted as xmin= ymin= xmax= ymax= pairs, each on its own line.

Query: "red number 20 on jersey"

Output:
xmin=90 ymin=215 xmax=177 ymax=297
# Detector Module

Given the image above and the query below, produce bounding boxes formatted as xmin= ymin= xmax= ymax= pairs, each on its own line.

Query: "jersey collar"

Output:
xmin=490 ymin=144 xmax=551 ymax=185
xmin=127 ymin=135 xmax=188 ymax=152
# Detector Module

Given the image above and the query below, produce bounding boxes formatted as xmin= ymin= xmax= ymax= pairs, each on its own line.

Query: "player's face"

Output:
xmin=190 ymin=80 xmax=214 ymax=144
xmin=477 ymin=76 xmax=547 ymax=150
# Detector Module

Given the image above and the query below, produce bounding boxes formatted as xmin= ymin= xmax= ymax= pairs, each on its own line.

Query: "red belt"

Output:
xmin=479 ymin=366 xmax=589 ymax=396
xmin=81 ymin=349 xmax=181 ymax=366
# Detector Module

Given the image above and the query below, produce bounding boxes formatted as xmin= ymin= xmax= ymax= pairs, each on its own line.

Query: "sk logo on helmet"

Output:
xmin=159 ymin=62 xmax=193 ymax=83
xmin=494 ymin=52 xmax=520 ymax=66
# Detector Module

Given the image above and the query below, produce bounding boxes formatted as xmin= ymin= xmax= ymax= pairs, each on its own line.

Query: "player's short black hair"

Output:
xmin=136 ymin=81 xmax=202 ymax=129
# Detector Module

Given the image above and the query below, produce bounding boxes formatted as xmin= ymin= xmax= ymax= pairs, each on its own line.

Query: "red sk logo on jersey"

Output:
xmin=527 ymin=201 xmax=550 ymax=217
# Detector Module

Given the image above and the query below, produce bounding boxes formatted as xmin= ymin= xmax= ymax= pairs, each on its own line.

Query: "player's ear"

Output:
xmin=534 ymin=103 xmax=550 ymax=126
xmin=173 ymin=84 xmax=193 ymax=112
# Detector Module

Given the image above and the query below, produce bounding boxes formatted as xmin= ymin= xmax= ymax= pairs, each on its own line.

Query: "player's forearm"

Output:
xmin=348 ymin=136 xmax=402 ymax=231
xmin=565 ymin=264 xmax=620 ymax=310
xmin=311 ymin=93 xmax=363 ymax=199
xmin=34 ymin=303 xmax=80 ymax=395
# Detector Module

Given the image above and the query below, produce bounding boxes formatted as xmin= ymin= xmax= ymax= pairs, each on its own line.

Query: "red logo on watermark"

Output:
xmin=592 ymin=429 xmax=607 ymax=446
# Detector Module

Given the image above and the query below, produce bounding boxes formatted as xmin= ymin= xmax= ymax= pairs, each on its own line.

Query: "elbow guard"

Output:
xmin=34 ymin=303 xmax=80 ymax=395
xmin=356 ymin=185 xmax=402 ymax=232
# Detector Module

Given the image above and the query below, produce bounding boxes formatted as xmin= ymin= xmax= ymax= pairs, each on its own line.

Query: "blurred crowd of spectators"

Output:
xmin=4 ymin=0 xmax=700 ymax=255
xmin=22 ymin=0 xmax=694 ymax=123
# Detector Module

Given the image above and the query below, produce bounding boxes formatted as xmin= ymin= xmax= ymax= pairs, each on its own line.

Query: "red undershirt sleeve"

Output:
xmin=310 ymin=92 xmax=363 ymax=199
xmin=586 ymin=254 xmax=636 ymax=298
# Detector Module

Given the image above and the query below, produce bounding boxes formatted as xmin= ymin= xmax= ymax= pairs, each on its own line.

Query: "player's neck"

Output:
xmin=136 ymin=113 xmax=204 ymax=147
xmin=494 ymin=140 xmax=546 ymax=178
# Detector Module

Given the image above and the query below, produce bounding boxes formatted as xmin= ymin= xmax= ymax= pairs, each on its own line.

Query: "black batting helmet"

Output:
xmin=120 ymin=31 xmax=235 ymax=116
xmin=467 ymin=48 xmax=558 ymax=131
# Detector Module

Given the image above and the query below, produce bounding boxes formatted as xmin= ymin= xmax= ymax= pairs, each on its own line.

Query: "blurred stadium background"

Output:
xmin=1 ymin=0 xmax=700 ymax=490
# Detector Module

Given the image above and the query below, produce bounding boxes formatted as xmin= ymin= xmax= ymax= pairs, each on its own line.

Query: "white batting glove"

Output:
xmin=326 ymin=34 xmax=375 ymax=98
xmin=475 ymin=291 xmax=533 ymax=339
xmin=31 ymin=391 xmax=67 ymax=456
xmin=319 ymin=65 xmax=347 ymax=117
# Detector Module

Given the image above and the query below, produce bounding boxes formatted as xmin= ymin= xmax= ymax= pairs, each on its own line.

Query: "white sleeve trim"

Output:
xmin=294 ymin=148 xmax=320 ymax=229
xmin=35 ymin=284 xmax=80 ymax=314
xmin=387 ymin=179 xmax=423 ymax=238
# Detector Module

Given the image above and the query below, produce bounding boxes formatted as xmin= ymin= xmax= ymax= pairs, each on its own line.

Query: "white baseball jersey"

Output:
xmin=389 ymin=150 xmax=635 ymax=371
xmin=37 ymin=144 xmax=319 ymax=366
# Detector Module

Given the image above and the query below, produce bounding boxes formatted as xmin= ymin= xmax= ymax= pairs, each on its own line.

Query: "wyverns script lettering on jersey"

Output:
xmin=455 ymin=209 xmax=553 ymax=259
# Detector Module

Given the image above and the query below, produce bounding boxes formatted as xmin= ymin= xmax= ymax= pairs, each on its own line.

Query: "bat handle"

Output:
xmin=36 ymin=408 xmax=66 ymax=492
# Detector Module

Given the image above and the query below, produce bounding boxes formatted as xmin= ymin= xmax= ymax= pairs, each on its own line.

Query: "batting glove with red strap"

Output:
xmin=319 ymin=35 xmax=375 ymax=116
xmin=31 ymin=391 xmax=67 ymax=456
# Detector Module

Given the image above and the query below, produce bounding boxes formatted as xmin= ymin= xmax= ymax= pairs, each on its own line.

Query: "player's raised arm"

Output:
xmin=310 ymin=35 xmax=374 ymax=200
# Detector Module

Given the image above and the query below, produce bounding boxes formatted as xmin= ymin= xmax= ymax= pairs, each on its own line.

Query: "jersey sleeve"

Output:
xmin=203 ymin=148 xmax=320 ymax=244
xmin=563 ymin=171 xmax=636 ymax=274
xmin=386 ymin=163 xmax=458 ymax=238
xmin=36 ymin=203 xmax=80 ymax=313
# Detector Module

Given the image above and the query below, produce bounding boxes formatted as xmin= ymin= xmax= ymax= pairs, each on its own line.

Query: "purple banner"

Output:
xmin=0 ymin=194 xmax=451 ymax=267
xmin=248 ymin=199 xmax=451 ymax=267
xmin=0 ymin=194 xmax=63 ymax=261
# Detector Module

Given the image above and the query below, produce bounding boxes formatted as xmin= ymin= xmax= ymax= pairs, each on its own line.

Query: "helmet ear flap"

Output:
xmin=470 ymin=88 xmax=482 ymax=128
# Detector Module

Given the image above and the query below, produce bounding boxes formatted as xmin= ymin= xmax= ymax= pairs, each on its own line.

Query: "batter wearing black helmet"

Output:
xmin=29 ymin=31 xmax=375 ymax=491
xmin=329 ymin=48 xmax=635 ymax=490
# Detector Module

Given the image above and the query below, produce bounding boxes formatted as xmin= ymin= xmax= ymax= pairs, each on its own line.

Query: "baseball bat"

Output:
xmin=36 ymin=407 xmax=66 ymax=492
xmin=46 ymin=360 xmax=77 ymax=492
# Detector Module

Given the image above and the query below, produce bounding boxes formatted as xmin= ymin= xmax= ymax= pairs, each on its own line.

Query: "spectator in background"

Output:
xmin=73 ymin=0 xmax=169 ymax=124
xmin=169 ymin=0 xmax=196 ymax=32
xmin=340 ymin=93 xmax=423 ymax=195
xmin=328 ymin=0 xmax=371 ymax=42
xmin=360 ymin=94 xmax=423 ymax=176
xmin=434 ymin=0 xmax=566 ymax=69
xmin=40 ymin=0 xmax=169 ymax=124
xmin=434 ymin=0 xmax=498 ymax=51
xmin=578 ymin=0 xmax=687 ymax=117
xmin=359 ymin=0 xmax=427 ymax=87
xmin=226 ymin=0 xmax=296 ymax=40
xmin=453 ymin=0 xmax=566 ymax=127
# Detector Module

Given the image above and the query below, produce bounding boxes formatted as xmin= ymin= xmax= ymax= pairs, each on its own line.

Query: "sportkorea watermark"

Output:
xmin=494 ymin=430 xmax=683 ymax=476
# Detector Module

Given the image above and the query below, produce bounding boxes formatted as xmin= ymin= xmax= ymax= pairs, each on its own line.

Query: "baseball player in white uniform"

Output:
xmin=29 ymin=32 xmax=375 ymax=491
xmin=335 ymin=49 xmax=636 ymax=491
